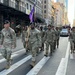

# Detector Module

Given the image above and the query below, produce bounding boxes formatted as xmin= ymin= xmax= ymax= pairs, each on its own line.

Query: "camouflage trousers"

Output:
xmin=29 ymin=41 xmax=38 ymax=62
xmin=45 ymin=42 xmax=53 ymax=54
xmin=1 ymin=47 xmax=12 ymax=62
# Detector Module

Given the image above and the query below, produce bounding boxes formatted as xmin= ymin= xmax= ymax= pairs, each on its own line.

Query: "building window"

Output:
xmin=27 ymin=3 xmax=29 ymax=9
xmin=30 ymin=5 xmax=32 ymax=10
xmin=44 ymin=5 xmax=46 ymax=8
xmin=44 ymin=0 xmax=46 ymax=3
xmin=44 ymin=10 xmax=46 ymax=13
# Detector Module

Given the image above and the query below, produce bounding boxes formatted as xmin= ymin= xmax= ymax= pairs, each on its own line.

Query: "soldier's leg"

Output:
xmin=31 ymin=46 xmax=37 ymax=67
xmin=54 ymin=40 xmax=56 ymax=50
xmin=42 ymin=43 xmax=44 ymax=51
xmin=44 ymin=42 xmax=49 ymax=57
xmin=50 ymin=43 xmax=53 ymax=56
xmin=71 ymin=42 xmax=74 ymax=53
xmin=6 ymin=48 xmax=12 ymax=69
xmin=57 ymin=39 xmax=59 ymax=48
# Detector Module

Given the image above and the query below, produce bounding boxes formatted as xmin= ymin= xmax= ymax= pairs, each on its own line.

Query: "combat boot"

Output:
xmin=30 ymin=61 xmax=35 ymax=67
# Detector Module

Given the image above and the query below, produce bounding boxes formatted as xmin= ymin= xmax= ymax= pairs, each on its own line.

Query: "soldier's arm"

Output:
xmin=0 ymin=31 xmax=4 ymax=45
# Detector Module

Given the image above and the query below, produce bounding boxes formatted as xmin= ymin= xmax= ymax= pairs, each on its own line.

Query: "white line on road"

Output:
xmin=55 ymin=42 xmax=70 ymax=75
xmin=0 ymin=55 xmax=32 ymax=75
xmin=0 ymin=54 xmax=18 ymax=63
xmin=0 ymin=48 xmax=25 ymax=64
xmin=26 ymin=56 xmax=50 ymax=75
xmin=70 ymin=53 xmax=74 ymax=59
xmin=12 ymin=48 xmax=25 ymax=54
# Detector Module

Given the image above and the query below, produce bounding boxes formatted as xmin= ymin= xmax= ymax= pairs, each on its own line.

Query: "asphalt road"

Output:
xmin=0 ymin=37 xmax=70 ymax=75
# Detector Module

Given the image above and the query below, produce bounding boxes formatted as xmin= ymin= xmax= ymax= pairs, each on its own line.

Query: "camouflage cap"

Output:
xmin=4 ymin=20 xmax=10 ymax=25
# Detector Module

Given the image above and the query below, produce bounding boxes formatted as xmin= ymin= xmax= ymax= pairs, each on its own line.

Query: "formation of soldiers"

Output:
xmin=0 ymin=20 xmax=60 ymax=69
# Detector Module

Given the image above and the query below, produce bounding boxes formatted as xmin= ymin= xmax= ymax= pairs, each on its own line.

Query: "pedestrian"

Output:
xmin=28 ymin=23 xmax=41 ymax=67
xmin=44 ymin=25 xmax=54 ymax=56
xmin=22 ymin=26 xmax=28 ymax=54
xmin=0 ymin=20 xmax=16 ymax=69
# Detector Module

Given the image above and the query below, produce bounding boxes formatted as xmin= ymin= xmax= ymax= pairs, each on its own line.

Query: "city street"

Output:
xmin=0 ymin=37 xmax=73 ymax=75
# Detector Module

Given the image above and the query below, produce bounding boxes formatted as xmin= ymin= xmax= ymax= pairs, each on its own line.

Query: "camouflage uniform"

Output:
xmin=22 ymin=29 xmax=28 ymax=53
xmin=35 ymin=28 xmax=41 ymax=55
xmin=69 ymin=28 xmax=75 ymax=53
xmin=40 ymin=27 xmax=45 ymax=51
xmin=44 ymin=28 xmax=54 ymax=56
xmin=56 ymin=28 xmax=60 ymax=48
xmin=28 ymin=28 xmax=41 ymax=66
xmin=51 ymin=28 xmax=57 ymax=51
xmin=0 ymin=27 xmax=16 ymax=68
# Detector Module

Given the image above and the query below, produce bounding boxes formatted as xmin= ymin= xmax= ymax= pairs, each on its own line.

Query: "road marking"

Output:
xmin=55 ymin=42 xmax=70 ymax=75
xmin=0 ymin=54 xmax=18 ymax=63
xmin=0 ymin=55 xmax=32 ymax=75
xmin=26 ymin=56 xmax=50 ymax=75
xmin=0 ymin=48 xmax=25 ymax=64
xmin=70 ymin=53 xmax=74 ymax=59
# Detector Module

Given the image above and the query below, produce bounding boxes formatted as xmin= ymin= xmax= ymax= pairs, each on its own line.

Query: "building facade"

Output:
xmin=42 ymin=0 xmax=52 ymax=25
xmin=0 ymin=0 xmax=44 ymax=31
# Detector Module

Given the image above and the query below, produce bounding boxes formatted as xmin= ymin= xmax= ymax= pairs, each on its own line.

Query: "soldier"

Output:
xmin=56 ymin=27 xmax=60 ymax=48
xmin=44 ymin=25 xmax=54 ymax=56
xmin=51 ymin=26 xmax=57 ymax=51
xmin=0 ymin=20 xmax=16 ymax=69
xmin=70 ymin=27 xmax=75 ymax=53
xmin=28 ymin=24 xmax=41 ymax=67
xmin=22 ymin=26 xmax=28 ymax=54
xmin=40 ymin=26 xmax=45 ymax=51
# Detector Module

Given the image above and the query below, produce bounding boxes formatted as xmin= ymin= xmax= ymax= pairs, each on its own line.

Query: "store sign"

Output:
xmin=26 ymin=9 xmax=30 ymax=15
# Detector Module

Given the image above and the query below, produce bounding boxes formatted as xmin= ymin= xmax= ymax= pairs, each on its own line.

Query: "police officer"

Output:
xmin=0 ymin=20 xmax=16 ymax=69
xmin=22 ymin=26 xmax=28 ymax=54
xmin=56 ymin=27 xmax=60 ymax=48
xmin=44 ymin=25 xmax=54 ymax=56
xmin=28 ymin=23 xmax=41 ymax=67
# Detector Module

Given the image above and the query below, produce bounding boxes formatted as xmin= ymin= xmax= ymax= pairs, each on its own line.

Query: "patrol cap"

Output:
xmin=48 ymin=24 xmax=51 ymax=27
xmin=4 ymin=20 xmax=10 ymax=25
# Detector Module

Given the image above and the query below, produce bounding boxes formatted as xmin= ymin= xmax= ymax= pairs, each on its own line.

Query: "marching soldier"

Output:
xmin=69 ymin=27 xmax=75 ymax=53
xmin=28 ymin=24 xmax=41 ymax=67
xmin=44 ymin=25 xmax=54 ymax=56
xmin=22 ymin=26 xmax=28 ymax=54
xmin=40 ymin=26 xmax=45 ymax=51
xmin=56 ymin=27 xmax=60 ymax=48
xmin=51 ymin=26 xmax=57 ymax=51
xmin=0 ymin=20 xmax=16 ymax=69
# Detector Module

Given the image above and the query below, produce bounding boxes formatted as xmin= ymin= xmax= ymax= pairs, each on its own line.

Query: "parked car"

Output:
xmin=60 ymin=29 xmax=69 ymax=37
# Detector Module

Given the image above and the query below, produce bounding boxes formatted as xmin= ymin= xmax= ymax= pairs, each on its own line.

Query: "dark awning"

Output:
xmin=0 ymin=3 xmax=30 ymax=21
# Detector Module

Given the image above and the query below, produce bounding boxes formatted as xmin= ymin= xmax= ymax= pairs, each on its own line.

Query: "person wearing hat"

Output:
xmin=40 ymin=26 xmax=45 ymax=51
xmin=0 ymin=20 xmax=16 ymax=69
xmin=44 ymin=25 xmax=54 ymax=56
xmin=69 ymin=27 xmax=75 ymax=53
xmin=28 ymin=23 xmax=41 ymax=67
xmin=22 ymin=26 xmax=29 ymax=54
xmin=55 ymin=27 xmax=60 ymax=48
